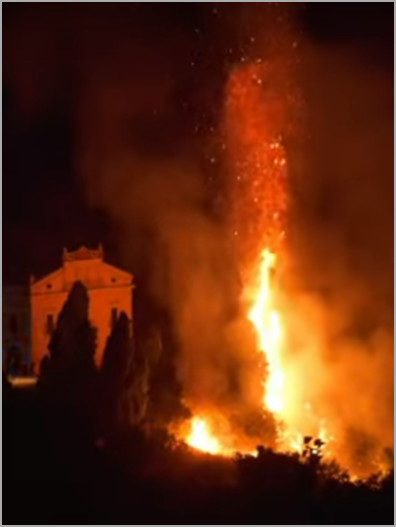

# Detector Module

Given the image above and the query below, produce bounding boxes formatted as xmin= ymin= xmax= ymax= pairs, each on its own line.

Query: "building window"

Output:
xmin=9 ymin=314 xmax=18 ymax=335
xmin=46 ymin=283 xmax=52 ymax=290
xmin=111 ymin=277 xmax=117 ymax=284
xmin=46 ymin=314 xmax=55 ymax=335
xmin=111 ymin=307 xmax=118 ymax=329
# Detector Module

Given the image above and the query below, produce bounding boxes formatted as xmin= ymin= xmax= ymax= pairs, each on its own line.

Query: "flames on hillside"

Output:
xmin=171 ymin=44 xmax=392 ymax=479
xmin=172 ymin=17 xmax=315 ymax=461
xmin=136 ymin=5 xmax=393 ymax=480
xmin=174 ymin=55 xmax=333 ymax=461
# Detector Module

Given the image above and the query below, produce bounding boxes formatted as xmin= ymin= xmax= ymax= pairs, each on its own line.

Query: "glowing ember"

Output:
xmin=185 ymin=417 xmax=223 ymax=455
xmin=225 ymin=59 xmax=294 ymax=437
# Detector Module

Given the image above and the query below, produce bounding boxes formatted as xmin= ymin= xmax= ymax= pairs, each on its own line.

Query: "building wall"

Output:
xmin=30 ymin=247 xmax=133 ymax=373
xmin=2 ymin=285 xmax=31 ymax=372
xmin=30 ymin=289 xmax=68 ymax=373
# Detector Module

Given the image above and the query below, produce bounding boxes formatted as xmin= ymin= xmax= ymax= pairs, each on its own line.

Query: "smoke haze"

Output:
xmin=3 ymin=4 xmax=393 ymax=474
xmin=284 ymin=41 xmax=393 ymax=474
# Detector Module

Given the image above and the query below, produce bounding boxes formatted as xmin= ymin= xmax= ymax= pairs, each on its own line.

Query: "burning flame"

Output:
xmin=184 ymin=415 xmax=258 ymax=457
xmin=186 ymin=417 xmax=223 ymax=455
xmin=247 ymin=247 xmax=335 ymax=454
xmin=247 ymin=248 xmax=284 ymax=415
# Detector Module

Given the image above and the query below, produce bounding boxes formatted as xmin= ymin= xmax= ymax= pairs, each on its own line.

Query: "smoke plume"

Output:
xmin=4 ymin=4 xmax=393 ymax=474
xmin=283 ymin=41 xmax=393 ymax=475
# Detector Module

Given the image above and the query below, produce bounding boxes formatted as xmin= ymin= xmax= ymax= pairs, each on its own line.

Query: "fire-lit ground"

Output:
xmin=4 ymin=382 xmax=393 ymax=524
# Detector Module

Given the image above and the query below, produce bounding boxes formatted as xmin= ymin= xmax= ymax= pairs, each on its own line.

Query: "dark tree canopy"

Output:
xmin=123 ymin=331 xmax=150 ymax=427
xmin=100 ymin=311 xmax=133 ymax=432
xmin=101 ymin=312 xmax=132 ymax=387
xmin=39 ymin=281 xmax=97 ymax=403
xmin=100 ymin=310 xmax=149 ymax=433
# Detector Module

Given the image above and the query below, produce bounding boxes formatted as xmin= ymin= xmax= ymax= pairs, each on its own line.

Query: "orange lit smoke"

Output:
xmin=224 ymin=61 xmax=289 ymax=278
xmin=181 ymin=19 xmax=390 ymax=478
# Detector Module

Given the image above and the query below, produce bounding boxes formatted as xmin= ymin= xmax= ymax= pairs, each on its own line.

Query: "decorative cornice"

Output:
xmin=63 ymin=244 xmax=104 ymax=262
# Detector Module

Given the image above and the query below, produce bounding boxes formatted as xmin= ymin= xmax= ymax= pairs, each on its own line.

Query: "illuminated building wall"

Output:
xmin=30 ymin=245 xmax=133 ymax=373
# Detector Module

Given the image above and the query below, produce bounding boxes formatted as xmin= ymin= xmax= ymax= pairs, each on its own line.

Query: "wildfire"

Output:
xmin=175 ymin=13 xmax=392 ymax=479
xmin=181 ymin=39 xmax=303 ymax=458
xmin=225 ymin=58 xmax=295 ymax=438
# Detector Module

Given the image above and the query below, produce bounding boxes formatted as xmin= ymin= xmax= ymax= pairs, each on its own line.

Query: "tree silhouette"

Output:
xmin=99 ymin=310 xmax=150 ymax=435
xmin=38 ymin=281 xmax=97 ymax=407
xmin=100 ymin=312 xmax=133 ymax=432
xmin=123 ymin=330 xmax=150 ymax=427
xmin=143 ymin=321 xmax=189 ymax=428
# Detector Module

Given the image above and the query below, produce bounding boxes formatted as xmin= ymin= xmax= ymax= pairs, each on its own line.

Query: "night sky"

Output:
xmin=3 ymin=3 xmax=393 ymax=284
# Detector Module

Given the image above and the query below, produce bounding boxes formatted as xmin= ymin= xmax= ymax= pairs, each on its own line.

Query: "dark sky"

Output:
xmin=3 ymin=2 xmax=393 ymax=284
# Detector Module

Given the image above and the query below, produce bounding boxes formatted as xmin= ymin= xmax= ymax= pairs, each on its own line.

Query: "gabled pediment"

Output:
xmin=100 ymin=262 xmax=133 ymax=286
xmin=30 ymin=268 xmax=64 ymax=294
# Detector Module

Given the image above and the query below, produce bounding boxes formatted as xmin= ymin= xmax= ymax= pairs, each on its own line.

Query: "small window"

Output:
xmin=9 ymin=314 xmax=18 ymax=335
xmin=111 ymin=277 xmax=117 ymax=284
xmin=46 ymin=314 xmax=55 ymax=335
xmin=46 ymin=283 xmax=52 ymax=290
xmin=111 ymin=307 xmax=118 ymax=328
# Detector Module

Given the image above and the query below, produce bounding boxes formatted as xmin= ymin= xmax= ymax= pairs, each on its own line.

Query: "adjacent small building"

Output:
xmin=30 ymin=245 xmax=134 ymax=373
xmin=2 ymin=285 xmax=31 ymax=374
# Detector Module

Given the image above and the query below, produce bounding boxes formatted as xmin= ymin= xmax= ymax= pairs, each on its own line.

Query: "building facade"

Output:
xmin=30 ymin=245 xmax=133 ymax=373
xmin=2 ymin=285 xmax=31 ymax=374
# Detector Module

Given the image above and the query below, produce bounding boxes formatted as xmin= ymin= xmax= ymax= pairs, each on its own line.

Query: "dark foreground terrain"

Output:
xmin=3 ymin=384 xmax=394 ymax=525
